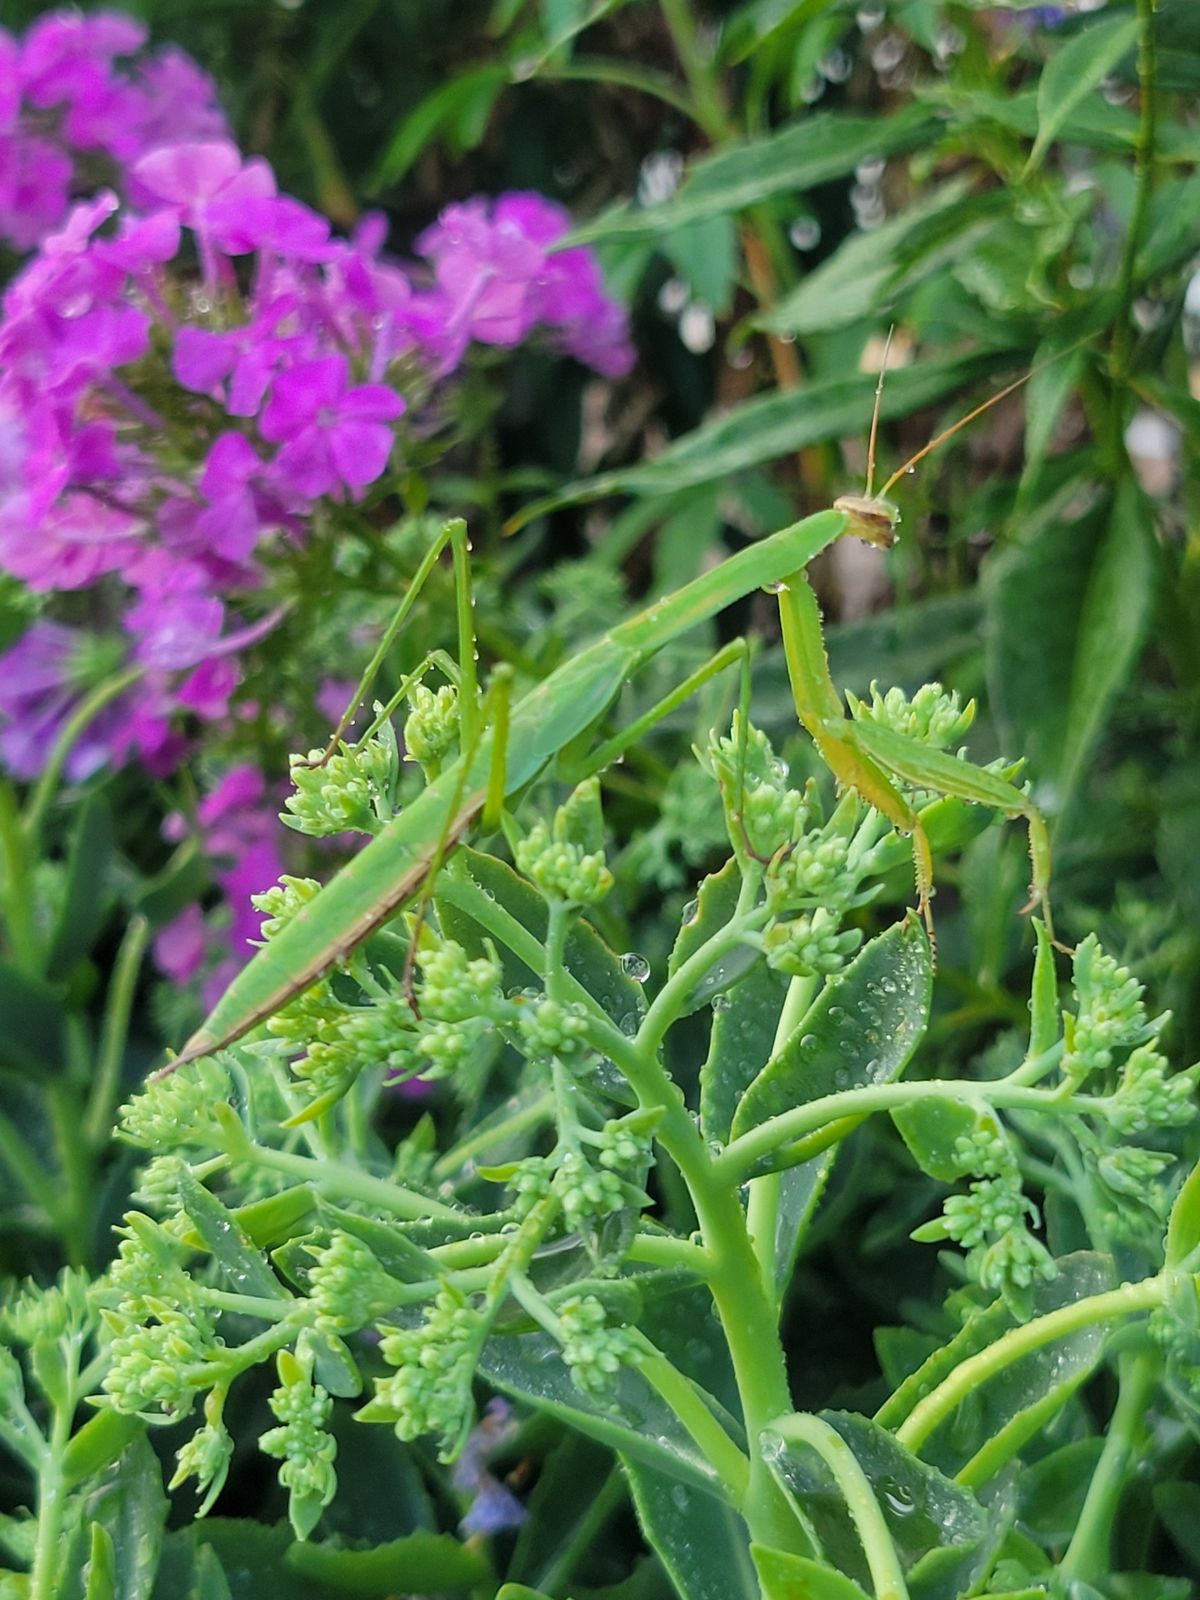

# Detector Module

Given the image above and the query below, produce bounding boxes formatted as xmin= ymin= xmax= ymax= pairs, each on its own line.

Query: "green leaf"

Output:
xmin=762 ymin=1411 xmax=995 ymax=1600
xmin=46 ymin=793 xmax=113 ymax=979
xmin=231 ymin=1186 xmax=316 ymax=1250
xmin=479 ymin=1324 xmax=729 ymax=1492
xmin=1154 ymin=1481 xmax=1200 ymax=1566
xmin=1165 ymin=1159 xmax=1200 ymax=1269
xmin=0 ymin=960 xmax=67 ymax=1075
xmin=731 ymin=917 xmax=932 ymax=1153
xmin=754 ymin=182 xmax=996 ymax=338
xmin=1016 ymin=1438 xmax=1105 ymax=1546
xmin=622 ymin=1458 xmax=757 ymax=1600
xmin=498 ymin=1588 xmax=555 ymax=1600
xmin=284 ymin=1532 xmax=489 ymax=1593
xmin=1059 ymin=476 xmax=1158 ymax=810
xmin=700 ymin=961 xmax=787 ymax=1145
xmin=84 ymin=1523 xmax=117 ymax=1600
xmin=510 ymin=352 xmax=1001 ymax=525
xmin=62 ymin=1411 xmax=144 ymax=1492
xmin=177 ymin=1168 xmax=286 ymax=1302
xmin=1028 ymin=13 xmax=1141 ymax=172
xmin=313 ymin=1197 xmax=439 ymax=1282
xmin=1028 ymin=919 xmax=1059 ymax=1058
xmin=65 ymin=1434 xmax=167 ymax=1600
xmin=1018 ymin=345 xmax=1086 ymax=507
xmin=565 ymin=107 xmax=936 ymax=246
xmin=367 ymin=66 xmax=508 ymax=191
xmin=187 ymin=1546 xmax=234 ymax=1600
xmin=663 ymin=214 xmax=738 ymax=316
xmin=892 ymin=1098 xmax=994 ymax=1183
xmin=878 ymin=1254 xmax=1115 ymax=1481
xmin=751 ymin=1544 xmax=871 ymax=1600
xmin=439 ymin=847 xmax=644 ymax=1036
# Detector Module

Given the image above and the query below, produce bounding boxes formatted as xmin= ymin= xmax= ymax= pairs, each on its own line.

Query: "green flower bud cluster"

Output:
xmin=252 ymin=875 xmax=322 ymax=940
xmin=106 ymin=1212 xmax=193 ymax=1321
xmin=556 ymin=1294 xmax=639 ymax=1401
xmin=915 ymin=1125 xmax=1055 ymax=1304
xmin=766 ymin=827 xmax=860 ymax=913
xmin=130 ymin=1153 xmax=190 ymax=1214
xmin=596 ymin=1115 xmax=653 ymax=1174
xmin=508 ymin=1158 xmax=553 ymax=1220
xmin=1095 ymin=1144 xmax=1176 ymax=1199
xmin=370 ymin=1284 xmax=480 ymax=1452
xmin=518 ymin=997 xmax=590 ymax=1064
xmin=169 ymin=1387 xmax=233 ymax=1516
xmin=763 ymin=906 xmax=862 ymax=978
xmin=847 ymin=681 xmax=975 ymax=750
xmin=283 ymin=737 xmax=397 ymax=838
xmin=260 ymin=1350 xmax=338 ymax=1535
xmin=1108 ymin=1046 xmax=1200 ymax=1136
xmin=1064 ymin=935 xmax=1149 ymax=1083
xmin=2 ymin=1268 xmax=92 ymax=1348
xmin=516 ymin=820 xmax=612 ymax=907
xmin=707 ymin=715 xmax=806 ymax=860
xmin=404 ymin=683 xmax=459 ymax=774
xmin=307 ymin=1232 xmax=403 ymax=1334
xmin=119 ymin=1058 xmax=232 ymax=1152
xmin=267 ymin=936 xmax=509 ymax=1100
xmin=102 ymin=1300 xmax=220 ymax=1419
xmin=556 ymin=1149 xmax=626 ymax=1236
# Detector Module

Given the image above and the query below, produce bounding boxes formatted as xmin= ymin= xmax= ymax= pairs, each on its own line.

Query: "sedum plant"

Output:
xmin=77 ymin=628 xmax=1200 ymax=1598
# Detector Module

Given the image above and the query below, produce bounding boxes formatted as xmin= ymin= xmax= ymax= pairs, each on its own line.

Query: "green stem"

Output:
xmin=894 ymin=1276 xmax=1168 ymax=1454
xmin=432 ymin=1090 xmax=555 ymax=1181
xmin=1059 ymin=1347 xmax=1159 ymax=1583
xmin=660 ymin=0 xmax=733 ymax=141
xmin=768 ymin=1415 xmax=909 ymax=1600
xmin=0 ymin=779 xmax=40 ymax=972
xmin=437 ymin=866 xmax=800 ymax=1548
xmin=48 ymin=1084 xmax=92 ymax=1266
xmin=1112 ymin=0 xmax=1158 ymax=383
xmin=22 ymin=667 xmax=143 ymax=850
xmin=633 ymin=1335 xmax=751 ymax=1501
xmin=452 ymin=520 xmax=479 ymax=752
xmin=717 ymin=1077 xmax=1090 ymax=1185
xmin=29 ymin=1343 xmax=80 ymax=1600
xmin=636 ymin=895 xmax=767 ymax=1059
xmin=84 ymin=914 xmax=150 ymax=1149
xmin=233 ymin=1140 xmax=462 ymax=1221
xmin=536 ymin=1466 xmax=626 ymax=1595
xmin=747 ymin=973 xmax=816 ymax=1302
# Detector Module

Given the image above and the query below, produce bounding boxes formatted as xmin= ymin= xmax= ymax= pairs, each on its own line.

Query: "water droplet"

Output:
xmin=681 ymin=898 xmax=699 ymax=928
xmin=799 ymin=1033 xmax=817 ymax=1049
xmin=882 ymin=1481 xmax=916 ymax=1517
xmin=621 ymin=952 xmax=651 ymax=983
xmin=789 ymin=216 xmax=821 ymax=251
xmin=712 ymin=995 xmax=732 ymax=1014
xmin=619 ymin=1012 xmax=641 ymax=1036
xmin=762 ymin=578 xmax=789 ymax=595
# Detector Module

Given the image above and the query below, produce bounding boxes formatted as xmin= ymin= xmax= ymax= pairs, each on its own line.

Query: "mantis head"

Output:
xmin=832 ymin=492 xmax=900 ymax=549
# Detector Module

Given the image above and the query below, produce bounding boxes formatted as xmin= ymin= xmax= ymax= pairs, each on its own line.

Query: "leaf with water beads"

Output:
xmin=761 ymin=1410 xmax=994 ymax=1600
xmin=730 ymin=916 xmax=933 ymax=1157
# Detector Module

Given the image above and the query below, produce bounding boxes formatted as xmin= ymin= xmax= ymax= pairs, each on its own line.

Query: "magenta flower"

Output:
xmin=260 ymin=354 xmax=404 ymax=500
xmin=0 ymin=10 xmax=226 ymax=253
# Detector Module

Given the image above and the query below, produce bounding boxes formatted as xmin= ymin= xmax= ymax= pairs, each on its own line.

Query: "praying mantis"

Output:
xmin=165 ymin=354 xmax=1055 ymax=1074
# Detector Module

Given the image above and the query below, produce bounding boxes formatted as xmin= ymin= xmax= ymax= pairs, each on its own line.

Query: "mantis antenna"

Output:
xmin=834 ymin=345 xmax=1050 ymax=549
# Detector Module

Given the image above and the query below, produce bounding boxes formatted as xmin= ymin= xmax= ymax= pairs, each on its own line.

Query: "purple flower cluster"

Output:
xmin=0 ymin=151 xmax=633 ymax=782
xmin=0 ymin=8 xmax=634 ymax=1000
xmin=0 ymin=9 xmax=226 ymax=252
xmin=154 ymin=765 xmax=286 ymax=1001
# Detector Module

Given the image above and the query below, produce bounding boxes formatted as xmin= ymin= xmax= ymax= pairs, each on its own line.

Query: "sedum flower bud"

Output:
xmin=515 ymin=821 xmax=612 ymax=907
xmin=556 ymin=1295 xmax=638 ymax=1400
xmin=119 ymin=1058 xmax=232 ymax=1152
xmin=308 ymin=1232 xmax=404 ymax=1334
xmin=260 ymin=1349 xmax=338 ymax=1538
xmin=404 ymin=683 xmax=459 ymax=775
xmin=283 ymin=736 xmax=396 ymax=837
xmin=847 ymin=680 xmax=975 ymax=750
xmin=764 ymin=906 xmax=862 ymax=978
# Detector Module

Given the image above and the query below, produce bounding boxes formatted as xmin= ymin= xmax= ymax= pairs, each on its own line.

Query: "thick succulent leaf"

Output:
xmin=622 ymin=1458 xmax=757 ymax=1600
xmin=731 ymin=917 xmax=932 ymax=1153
